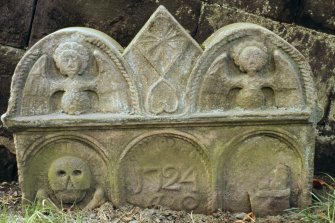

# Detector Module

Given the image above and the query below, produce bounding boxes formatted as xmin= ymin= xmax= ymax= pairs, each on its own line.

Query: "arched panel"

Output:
xmin=23 ymin=134 xmax=109 ymax=210
xmin=5 ymin=27 xmax=139 ymax=117
xmin=188 ymin=23 xmax=316 ymax=113
xmin=117 ymin=131 xmax=212 ymax=213
xmin=217 ymin=131 xmax=303 ymax=216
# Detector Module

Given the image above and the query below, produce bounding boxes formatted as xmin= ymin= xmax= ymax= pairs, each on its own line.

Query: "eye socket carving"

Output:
xmin=73 ymin=170 xmax=82 ymax=176
xmin=57 ymin=170 xmax=66 ymax=177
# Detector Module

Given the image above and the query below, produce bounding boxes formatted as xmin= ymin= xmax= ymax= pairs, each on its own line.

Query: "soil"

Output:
xmin=0 ymin=178 xmax=333 ymax=223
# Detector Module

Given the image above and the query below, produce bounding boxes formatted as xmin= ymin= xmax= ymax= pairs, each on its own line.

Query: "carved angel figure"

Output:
xmin=202 ymin=41 xmax=301 ymax=110
xmin=230 ymin=42 xmax=272 ymax=109
xmin=53 ymin=42 xmax=94 ymax=114
xmin=22 ymin=40 xmax=129 ymax=115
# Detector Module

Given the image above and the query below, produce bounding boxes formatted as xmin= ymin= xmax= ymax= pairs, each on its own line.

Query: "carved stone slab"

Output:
xmin=2 ymin=6 xmax=317 ymax=216
xmin=189 ymin=23 xmax=315 ymax=112
xmin=119 ymin=132 xmax=211 ymax=212
xmin=124 ymin=7 xmax=202 ymax=115
xmin=23 ymin=137 xmax=108 ymax=210
xmin=6 ymin=27 xmax=139 ymax=116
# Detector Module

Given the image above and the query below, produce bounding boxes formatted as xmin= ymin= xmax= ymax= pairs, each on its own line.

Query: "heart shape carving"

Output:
xmin=147 ymin=79 xmax=179 ymax=115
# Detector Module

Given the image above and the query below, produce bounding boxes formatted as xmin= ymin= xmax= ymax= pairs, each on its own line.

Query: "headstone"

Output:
xmin=2 ymin=6 xmax=317 ymax=216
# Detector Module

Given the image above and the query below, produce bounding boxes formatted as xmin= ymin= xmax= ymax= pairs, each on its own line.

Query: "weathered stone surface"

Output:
xmin=124 ymin=7 xmax=202 ymax=115
xmin=203 ymin=0 xmax=300 ymax=23
xmin=203 ymin=1 xmax=335 ymax=35
xmin=195 ymin=4 xmax=335 ymax=122
xmin=249 ymin=164 xmax=291 ymax=216
xmin=29 ymin=139 xmax=108 ymax=210
xmin=15 ymin=28 xmax=137 ymax=116
xmin=119 ymin=133 xmax=211 ymax=212
xmin=2 ymin=6 xmax=317 ymax=216
xmin=0 ymin=45 xmax=25 ymax=116
xmin=0 ymin=0 xmax=36 ymax=48
xmin=298 ymin=0 xmax=335 ymax=34
xmin=29 ymin=0 xmax=201 ymax=47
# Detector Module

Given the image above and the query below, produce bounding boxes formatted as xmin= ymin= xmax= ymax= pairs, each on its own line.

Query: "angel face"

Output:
xmin=57 ymin=51 xmax=83 ymax=78
xmin=53 ymin=41 xmax=89 ymax=79
xmin=48 ymin=156 xmax=92 ymax=204
xmin=237 ymin=46 xmax=268 ymax=73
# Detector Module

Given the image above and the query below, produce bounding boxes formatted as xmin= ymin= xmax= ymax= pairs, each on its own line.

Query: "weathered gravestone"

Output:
xmin=2 ymin=6 xmax=317 ymax=216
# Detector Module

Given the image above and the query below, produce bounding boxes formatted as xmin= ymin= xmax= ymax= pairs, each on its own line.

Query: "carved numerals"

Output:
xmin=128 ymin=165 xmax=199 ymax=209
xmin=120 ymin=133 xmax=210 ymax=212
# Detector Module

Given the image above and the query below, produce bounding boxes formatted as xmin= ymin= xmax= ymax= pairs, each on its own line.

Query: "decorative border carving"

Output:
xmin=214 ymin=128 xmax=305 ymax=209
xmin=188 ymin=24 xmax=316 ymax=112
xmin=6 ymin=50 xmax=41 ymax=116
xmin=188 ymin=32 xmax=245 ymax=112
xmin=271 ymin=37 xmax=315 ymax=109
xmin=215 ymin=129 xmax=304 ymax=164
xmin=3 ymin=27 xmax=140 ymax=117
xmin=85 ymin=37 xmax=140 ymax=113
xmin=21 ymin=133 xmax=109 ymax=165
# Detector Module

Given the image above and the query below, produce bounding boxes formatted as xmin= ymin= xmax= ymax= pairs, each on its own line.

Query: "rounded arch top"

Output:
xmin=215 ymin=128 xmax=304 ymax=163
xmin=118 ymin=130 xmax=210 ymax=164
xmin=5 ymin=27 xmax=140 ymax=118
xmin=215 ymin=128 xmax=305 ymax=211
xmin=188 ymin=23 xmax=316 ymax=114
xmin=22 ymin=132 xmax=109 ymax=164
xmin=116 ymin=130 xmax=213 ymax=212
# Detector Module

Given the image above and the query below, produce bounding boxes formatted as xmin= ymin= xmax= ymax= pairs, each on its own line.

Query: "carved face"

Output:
xmin=238 ymin=46 xmax=268 ymax=73
xmin=48 ymin=156 xmax=92 ymax=204
xmin=57 ymin=51 xmax=82 ymax=78
xmin=53 ymin=41 xmax=89 ymax=78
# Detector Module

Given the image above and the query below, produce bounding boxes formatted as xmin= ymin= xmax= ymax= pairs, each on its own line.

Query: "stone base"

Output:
xmin=249 ymin=189 xmax=290 ymax=216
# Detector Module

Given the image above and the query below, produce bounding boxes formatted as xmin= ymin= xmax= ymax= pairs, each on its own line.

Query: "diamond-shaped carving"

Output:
xmin=124 ymin=6 xmax=202 ymax=115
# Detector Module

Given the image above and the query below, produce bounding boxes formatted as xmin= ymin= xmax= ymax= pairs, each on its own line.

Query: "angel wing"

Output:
xmin=93 ymin=50 xmax=131 ymax=113
xmin=21 ymin=55 xmax=53 ymax=115
xmin=199 ymin=52 xmax=239 ymax=111
xmin=272 ymin=50 xmax=303 ymax=108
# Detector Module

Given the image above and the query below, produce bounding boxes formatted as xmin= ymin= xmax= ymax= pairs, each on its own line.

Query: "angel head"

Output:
xmin=53 ymin=41 xmax=89 ymax=78
xmin=233 ymin=41 xmax=268 ymax=73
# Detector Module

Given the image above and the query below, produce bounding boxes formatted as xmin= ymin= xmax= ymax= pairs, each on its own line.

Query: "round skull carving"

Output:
xmin=48 ymin=156 xmax=92 ymax=204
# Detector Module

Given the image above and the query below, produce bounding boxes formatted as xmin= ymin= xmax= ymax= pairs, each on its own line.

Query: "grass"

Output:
xmin=0 ymin=175 xmax=334 ymax=223
xmin=289 ymin=174 xmax=335 ymax=223
xmin=0 ymin=202 xmax=86 ymax=223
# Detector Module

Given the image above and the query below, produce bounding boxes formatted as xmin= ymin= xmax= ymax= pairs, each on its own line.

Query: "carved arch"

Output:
xmin=20 ymin=132 xmax=110 ymax=203
xmin=214 ymin=129 xmax=304 ymax=163
xmin=22 ymin=132 xmax=109 ymax=164
xmin=187 ymin=23 xmax=316 ymax=113
xmin=215 ymin=129 xmax=304 ymax=211
xmin=4 ymin=27 xmax=140 ymax=117
xmin=118 ymin=130 xmax=210 ymax=163
xmin=114 ymin=130 xmax=213 ymax=212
